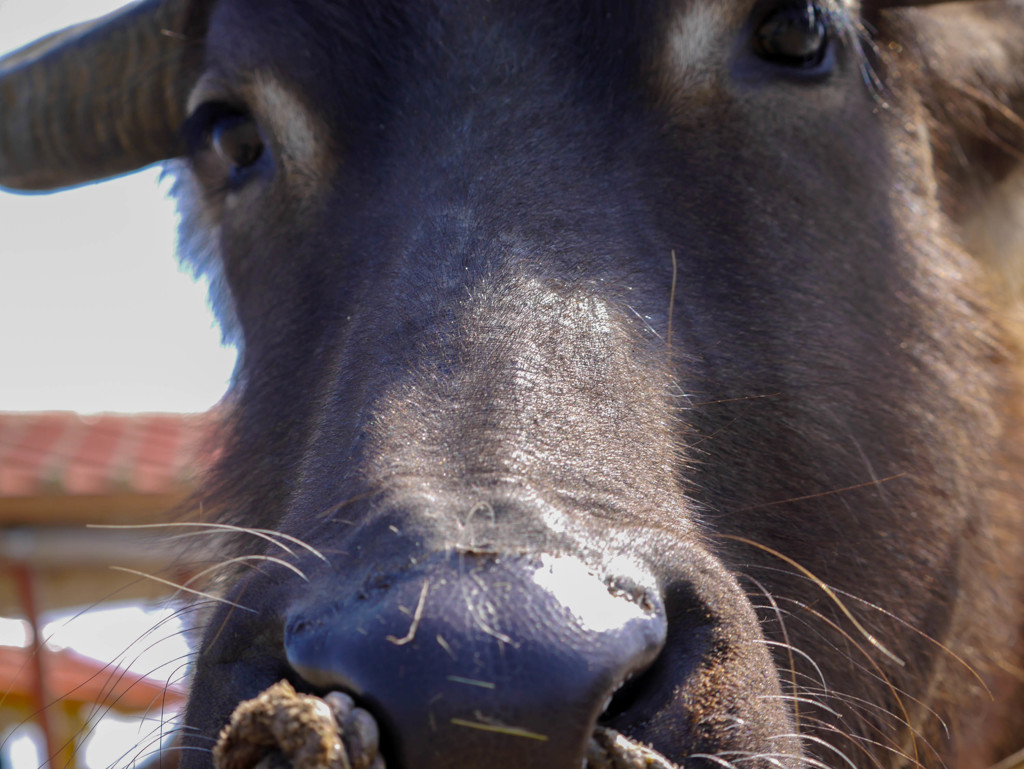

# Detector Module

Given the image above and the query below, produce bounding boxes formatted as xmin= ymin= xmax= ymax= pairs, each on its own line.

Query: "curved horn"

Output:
xmin=0 ymin=0 xmax=202 ymax=191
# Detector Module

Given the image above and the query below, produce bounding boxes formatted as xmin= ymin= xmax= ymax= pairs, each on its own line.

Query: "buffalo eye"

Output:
xmin=754 ymin=1 xmax=831 ymax=69
xmin=183 ymin=103 xmax=267 ymax=189
xmin=212 ymin=114 xmax=264 ymax=169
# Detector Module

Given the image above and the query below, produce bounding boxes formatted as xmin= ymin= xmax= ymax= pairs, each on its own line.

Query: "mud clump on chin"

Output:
xmin=213 ymin=680 xmax=384 ymax=769
xmin=585 ymin=727 xmax=677 ymax=769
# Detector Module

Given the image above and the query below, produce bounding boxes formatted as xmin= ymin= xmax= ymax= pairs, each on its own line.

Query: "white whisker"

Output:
xmin=109 ymin=567 xmax=258 ymax=613
xmin=186 ymin=553 xmax=310 ymax=584
xmin=90 ymin=522 xmax=328 ymax=563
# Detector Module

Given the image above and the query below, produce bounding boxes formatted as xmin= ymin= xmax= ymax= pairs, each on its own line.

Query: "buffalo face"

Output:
xmin=3 ymin=1 xmax=1024 ymax=769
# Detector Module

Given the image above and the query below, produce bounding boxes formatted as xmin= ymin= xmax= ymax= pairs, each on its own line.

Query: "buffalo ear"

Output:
xmin=879 ymin=1 xmax=1024 ymax=298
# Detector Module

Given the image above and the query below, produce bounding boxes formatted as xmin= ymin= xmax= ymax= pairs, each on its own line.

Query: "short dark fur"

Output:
xmin=156 ymin=1 xmax=1024 ymax=767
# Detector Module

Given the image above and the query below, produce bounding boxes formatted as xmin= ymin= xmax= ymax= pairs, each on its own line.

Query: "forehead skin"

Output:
xmin=193 ymin=1 xmax=697 ymax=121
xmin=198 ymin=1 xmax=664 ymax=117
xmin=191 ymin=0 xmax=866 ymax=217
xmin=194 ymin=0 xmax=864 ymax=144
xmin=195 ymin=1 xmax=860 ymax=87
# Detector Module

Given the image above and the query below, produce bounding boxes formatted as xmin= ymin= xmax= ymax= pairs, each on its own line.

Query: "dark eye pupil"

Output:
xmin=212 ymin=116 xmax=264 ymax=168
xmin=755 ymin=2 xmax=829 ymax=67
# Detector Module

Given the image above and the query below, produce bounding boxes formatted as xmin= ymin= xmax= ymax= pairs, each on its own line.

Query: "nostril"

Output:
xmin=283 ymin=553 xmax=667 ymax=769
xmin=598 ymin=666 xmax=654 ymax=723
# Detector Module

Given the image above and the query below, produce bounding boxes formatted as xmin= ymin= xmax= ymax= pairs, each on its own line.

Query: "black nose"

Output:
xmin=284 ymin=552 xmax=666 ymax=769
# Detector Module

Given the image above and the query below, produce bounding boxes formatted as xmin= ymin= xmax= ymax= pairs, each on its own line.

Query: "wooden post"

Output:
xmin=12 ymin=563 xmax=65 ymax=767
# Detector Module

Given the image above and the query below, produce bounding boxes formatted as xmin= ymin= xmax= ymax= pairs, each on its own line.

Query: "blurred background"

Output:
xmin=0 ymin=1 xmax=238 ymax=765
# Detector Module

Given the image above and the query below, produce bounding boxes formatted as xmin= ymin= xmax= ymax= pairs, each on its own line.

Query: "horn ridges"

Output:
xmin=0 ymin=0 xmax=199 ymax=191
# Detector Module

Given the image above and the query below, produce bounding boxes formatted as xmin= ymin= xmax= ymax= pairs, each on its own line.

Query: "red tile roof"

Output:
xmin=0 ymin=412 xmax=217 ymax=497
xmin=0 ymin=643 xmax=186 ymax=713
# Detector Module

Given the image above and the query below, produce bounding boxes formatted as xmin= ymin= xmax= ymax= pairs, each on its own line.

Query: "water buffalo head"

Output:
xmin=3 ymin=1 xmax=1024 ymax=768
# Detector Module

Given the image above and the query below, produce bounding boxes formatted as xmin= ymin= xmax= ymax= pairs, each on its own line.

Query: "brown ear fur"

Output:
xmin=875 ymin=7 xmax=1024 ymax=765
xmin=883 ymin=1 xmax=1024 ymax=301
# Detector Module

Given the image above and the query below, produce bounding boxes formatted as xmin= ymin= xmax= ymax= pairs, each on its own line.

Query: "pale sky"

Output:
xmin=0 ymin=0 xmax=237 ymax=414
